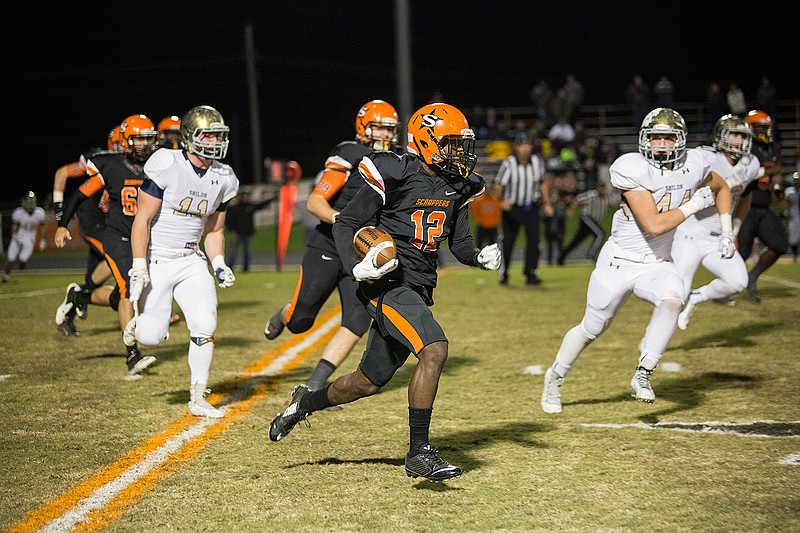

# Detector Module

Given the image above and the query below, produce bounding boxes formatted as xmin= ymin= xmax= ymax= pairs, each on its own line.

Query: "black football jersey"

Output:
xmin=334 ymin=151 xmax=484 ymax=295
xmin=311 ymin=141 xmax=372 ymax=244
xmin=84 ymin=152 xmax=146 ymax=236
xmin=751 ymin=140 xmax=781 ymax=167
xmin=75 ymin=147 xmax=111 ymax=227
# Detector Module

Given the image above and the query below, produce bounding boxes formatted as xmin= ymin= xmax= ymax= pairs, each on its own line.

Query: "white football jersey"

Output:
xmin=143 ymin=149 xmax=239 ymax=256
xmin=11 ymin=207 xmax=47 ymax=241
xmin=679 ymin=146 xmax=760 ymax=235
xmin=609 ymin=150 xmax=712 ymax=260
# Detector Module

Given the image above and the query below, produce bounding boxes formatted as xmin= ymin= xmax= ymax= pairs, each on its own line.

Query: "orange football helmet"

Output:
xmin=745 ymin=109 xmax=773 ymax=144
xmin=158 ymin=115 xmax=182 ymax=149
xmin=407 ymin=103 xmax=477 ymax=178
xmin=120 ymin=114 xmax=158 ymax=163
xmin=107 ymin=125 xmax=124 ymax=152
xmin=355 ymin=100 xmax=399 ymax=151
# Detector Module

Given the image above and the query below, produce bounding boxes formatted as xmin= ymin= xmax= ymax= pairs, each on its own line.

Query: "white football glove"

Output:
xmin=718 ymin=231 xmax=736 ymax=259
xmin=352 ymin=247 xmax=398 ymax=281
xmin=477 ymin=243 xmax=502 ymax=270
xmin=725 ymin=170 xmax=748 ymax=189
xmin=211 ymin=256 xmax=236 ymax=288
xmin=128 ymin=259 xmax=150 ymax=303
xmin=678 ymin=186 xmax=715 ymax=218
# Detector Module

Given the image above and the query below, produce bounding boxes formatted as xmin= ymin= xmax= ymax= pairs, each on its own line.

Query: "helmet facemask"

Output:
xmin=128 ymin=135 xmax=158 ymax=164
xmin=429 ymin=133 xmax=477 ymax=179
xmin=120 ymin=114 xmax=158 ymax=164
xmin=364 ymin=122 xmax=398 ymax=151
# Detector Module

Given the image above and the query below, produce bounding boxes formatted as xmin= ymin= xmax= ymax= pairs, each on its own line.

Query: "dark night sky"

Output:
xmin=4 ymin=1 xmax=797 ymax=208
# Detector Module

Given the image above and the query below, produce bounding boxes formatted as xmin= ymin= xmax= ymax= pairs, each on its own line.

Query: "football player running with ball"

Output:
xmin=541 ymin=108 xmax=732 ymax=414
xmin=268 ymin=103 xmax=501 ymax=482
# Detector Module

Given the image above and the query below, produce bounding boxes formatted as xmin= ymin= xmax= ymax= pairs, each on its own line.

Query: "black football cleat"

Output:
xmin=56 ymin=316 xmax=80 ymax=337
xmin=269 ymin=385 xmax=311 ymax=441
xmin=405 ymin=444 xmax=462 ymax=481
xmin=126 ymin=347 xmax=156 ymax=375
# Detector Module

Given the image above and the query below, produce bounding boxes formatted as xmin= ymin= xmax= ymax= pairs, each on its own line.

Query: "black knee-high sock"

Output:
xmin=307 ymin=359 xmax=337 ymax=391
xmin=409 ymin=407 xmax=433 ymax=455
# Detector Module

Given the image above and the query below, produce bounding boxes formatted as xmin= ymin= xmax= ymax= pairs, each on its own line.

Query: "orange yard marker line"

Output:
xmin=7 ymin=307 xmax=341 ymax=533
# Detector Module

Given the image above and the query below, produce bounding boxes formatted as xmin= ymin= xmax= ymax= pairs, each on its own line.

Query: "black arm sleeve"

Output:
xmin=448 ymin=205 xmax=481 ymax=266
xmin=332 ymin=185 xmax=383 ymax=276
xmin=58 ymin=188 xmax=90 ymax=228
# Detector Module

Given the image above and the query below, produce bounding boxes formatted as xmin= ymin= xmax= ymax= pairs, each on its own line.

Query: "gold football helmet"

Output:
xmin=355 ymin=100 xmax=399 ymax=151
xmin=712 ymin=114 xmax=752 ymax=160
xmin=181 ymin=105 xmax=229 ymax=159
xmin=407 ymin=103 xmax=477 ymax=178
xmin=638 ymin=107 xmax=687 ymax=167
xmin=22 ymin=191 xmax=37 ymax=212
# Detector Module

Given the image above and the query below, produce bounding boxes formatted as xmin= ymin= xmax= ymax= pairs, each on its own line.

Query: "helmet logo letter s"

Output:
xmin=420 ymin=113 xmax=440 ymax=128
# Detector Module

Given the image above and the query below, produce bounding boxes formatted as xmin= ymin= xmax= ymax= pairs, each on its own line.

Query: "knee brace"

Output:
xmin=191 ymin=335 xmax=215 ymax=346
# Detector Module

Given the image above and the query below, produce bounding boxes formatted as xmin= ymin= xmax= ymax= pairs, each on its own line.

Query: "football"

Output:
xmin=354 ymin=226 xmax=396 ymax=267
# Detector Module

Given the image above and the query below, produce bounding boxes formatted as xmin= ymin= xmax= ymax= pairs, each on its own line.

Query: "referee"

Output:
xmin=495 ymin=132 xmax=551 ymax=285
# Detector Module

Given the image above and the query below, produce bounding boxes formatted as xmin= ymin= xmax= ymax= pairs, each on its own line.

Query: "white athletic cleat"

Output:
xmin=541 ymin=366 xmax=564 ymax=413
xmin=630 ymin=366 xmax=656 ymax=403
xmin=188 ymin=385 xmax=224 ymax=418
xmin=123 ymin=318 xmax=137 ymax=347
xmin=677 ymin=296 xmax=697 ymax=331
xmin=55 ymin=283 xmax=80 ymax=325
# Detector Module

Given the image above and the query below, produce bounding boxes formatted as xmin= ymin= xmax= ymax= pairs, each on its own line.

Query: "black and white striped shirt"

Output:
xmin=495 ymin=154 xmax=546 ymax=206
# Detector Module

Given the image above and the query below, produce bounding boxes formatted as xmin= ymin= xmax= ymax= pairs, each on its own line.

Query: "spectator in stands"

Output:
xmin=625 ymin=74 xmax=652 ymax=128
xmin=530 ymin=79 xmax=553 ymax=126
xmin=549 ymin=87 xmax=572 ymax=126
xmin=653 ymin=75 xmax=675 ymax=108
xmin=469 ymin=182 xmax=503 ymax=249
xmin=726 ymin=82 xmax=747 ymax=116
xmin=548 ymin=116 xmax=576 ymax=153
xmin=754 ymin=76 xmax=777 ymax=119
xmin=705 ymin=81 xmax=725 ymax=134
xmin=543 ymin=153 xmax=578 ymax=265
xmin=563 ymin=74 xmax=585 ymax=122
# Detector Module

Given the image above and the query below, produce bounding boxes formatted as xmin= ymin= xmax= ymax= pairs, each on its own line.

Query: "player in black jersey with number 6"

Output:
xmin=56 ymin=114 xmax=159 ymax=375
xmin=268 ymin=103 xmax=502 ymax=482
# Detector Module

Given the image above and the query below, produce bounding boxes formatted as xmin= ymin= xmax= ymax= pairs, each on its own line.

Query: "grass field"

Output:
xmin=1 ymin=260 xmax=798 ymax=532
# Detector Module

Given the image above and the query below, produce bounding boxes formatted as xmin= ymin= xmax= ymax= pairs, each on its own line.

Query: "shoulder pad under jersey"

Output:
xmin=609 ymin=152 xmax=649 ymax=191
